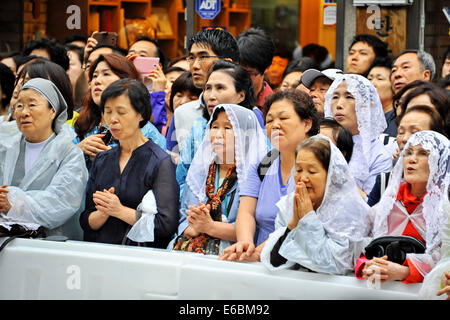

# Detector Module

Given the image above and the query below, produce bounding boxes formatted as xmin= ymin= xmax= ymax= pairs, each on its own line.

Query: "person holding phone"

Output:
xmin=126 ymin=36 xmax=171 ymax=133
xmin=73 ymin=53 xmax=166 ymax=171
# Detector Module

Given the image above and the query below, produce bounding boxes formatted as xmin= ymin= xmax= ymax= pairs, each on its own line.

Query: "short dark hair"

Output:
xmin=236 ymin=28 xmax=275 ymax=74
xmin=393 ymin=79 xmax=428 ymax=115
xmin=0 ymin=62 xmax=15 ymax=109
xmin=207 ymin=60 xmax=256 ymax=110
xmin=282 ymin=57 xmax=319 ymax=79
xmin=349 ymin=34 xmax=388 ymax=58
xmin=133 ymin=35 xmax=168 ymax=70
xmin=368 ymin=56 xmax=393 ymax=73
xmin=20 ymin=59 xmax=75 ymax=120
xmin=319 ymin=118 xmax=354 ymax=163
xmin=188 ymin=28 xmax=239 ymax=62
xmin=400 ymin=105 xmax=445 ymax=137
xmin=64 ymin=34 xmax=87 ymax=46
xmin=65 ymin=44 xmax=84 ymax=65
xmin=167 ymin=55 xmax=188 ymax=70
xmin=400 ymin=83 xmax=450 ymax=137
xmin=302 ymin=44 xmax=329 ymax=68
xmin=87 ymin=44 xmax=124 ymax=61
xmin=100 ymin=78 xmax=151 ymax=129
xmin=438 ymin=74 xmax=450 ymax=89
xmin=264 ymin=89 xmax=320 ymax=137
xmin=169 ymin=71 xmax=202 ymax=113
xmin=297 ymin=137 xmax=331 ymax=172
xmin=23 ymin=37 xmax=70 ymax=71
xmin=15 ymin=55 xmax=41 ymax=71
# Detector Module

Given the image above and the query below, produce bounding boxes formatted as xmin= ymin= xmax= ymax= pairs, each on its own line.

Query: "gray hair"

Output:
xmin=394 ymin=49 xmax=436 ymax=80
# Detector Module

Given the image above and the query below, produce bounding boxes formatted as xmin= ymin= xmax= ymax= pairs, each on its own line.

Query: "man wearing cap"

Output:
xmin=300 ymin=68 xmax=343 ymax=118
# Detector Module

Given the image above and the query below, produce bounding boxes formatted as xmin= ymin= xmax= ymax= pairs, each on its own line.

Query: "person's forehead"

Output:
xmin=369 ymin=66 xmax=390 ymax=75
xmin=89 ymin=48 xmax=113 ymax=63
xmin=350 ymin=41 xmax=374 ymax=52
xmin=190 ymin=43 xmax=215 ymax=55
xmin=130 ymin=41 xmax=157 ymax=53
xmin=400 ymin=111 xmax=431 ymax=125
xmin=18 ymin=88 xmax=45 ymax=100
xmin=394 ymin=52 xmax=419 ymax=66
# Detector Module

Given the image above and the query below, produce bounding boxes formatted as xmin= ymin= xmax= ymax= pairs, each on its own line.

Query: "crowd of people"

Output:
xmin=0 ymin=28 xmax=449 ymax=299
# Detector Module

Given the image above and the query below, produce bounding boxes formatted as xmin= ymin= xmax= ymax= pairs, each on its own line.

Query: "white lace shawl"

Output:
xmin=324 ymin=74 xmax=387 ymax=192
xmin=261 ymin=135 xmax=372 ymax=275
xmin=372 ymin=131 xmax=450 ymax=271
xmin=185 ymin=104 xmax=270 ymax=203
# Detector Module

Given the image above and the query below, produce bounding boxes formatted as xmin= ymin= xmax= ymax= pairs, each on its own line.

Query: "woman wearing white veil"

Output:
xmin=357 ymin=131 xmax=449 ymax=284
xmin=260 ymin=135 xmax=371 ymax=275
xmin=324 ymin=74 xmax=393 ymax=196
xmin=172 ymin=104 xmax=269 ymax=255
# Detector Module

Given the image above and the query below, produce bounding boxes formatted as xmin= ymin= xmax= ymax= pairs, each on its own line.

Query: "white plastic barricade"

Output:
xmin=0 ymin=238 xmax=420 ymax=300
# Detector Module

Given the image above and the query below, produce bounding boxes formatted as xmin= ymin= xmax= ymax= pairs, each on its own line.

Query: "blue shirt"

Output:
xmin=240 ymin=156 xmax=291 ymax=246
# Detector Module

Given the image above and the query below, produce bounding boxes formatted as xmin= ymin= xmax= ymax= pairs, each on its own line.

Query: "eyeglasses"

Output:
xmin=186 ymin=55 xmax=220 ymax=64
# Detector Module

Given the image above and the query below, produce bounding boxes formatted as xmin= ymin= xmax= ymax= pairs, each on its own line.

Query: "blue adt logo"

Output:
xmin=196 ymin=0 xmax=221 ymax=20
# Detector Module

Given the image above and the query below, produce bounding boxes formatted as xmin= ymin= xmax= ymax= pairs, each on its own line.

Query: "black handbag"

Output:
xmin=364 ymin=235 xmax=426 ymax=265
xmin=0 ymin=224 xmax=46 ymax=253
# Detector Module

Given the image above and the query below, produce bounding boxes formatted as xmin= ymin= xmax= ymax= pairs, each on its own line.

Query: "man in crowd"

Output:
xmin=236 ymin=28 xmax=275 ymax=108
xmin=346 ymin=34 xmax=388 ymax=76
xmin=170 ymin=28 xmax=239 ymax=149
xmin=300 ymin=68 xmax=343 ymax=118
xmin=391 ymin=49 xmax=436 ymax=95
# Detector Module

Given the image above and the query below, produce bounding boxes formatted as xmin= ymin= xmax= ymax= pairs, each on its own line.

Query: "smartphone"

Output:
xmin=93 ymin=32 xmax=118 ymax=47
xmin=133 ymin=57 xmax=160 ymax=76
xmin=98 ymin=124 xmax=115 ymax=145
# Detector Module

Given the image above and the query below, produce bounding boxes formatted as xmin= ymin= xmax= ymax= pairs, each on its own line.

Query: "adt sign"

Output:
xmin=196 ymin=0 xmax=221 ymax=20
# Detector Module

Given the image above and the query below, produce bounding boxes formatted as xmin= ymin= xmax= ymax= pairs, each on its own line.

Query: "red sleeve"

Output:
xmin=355 ymin=254 xmax=369 ymax=279
xmin=401 ymin=258 xmax=424 ymax=284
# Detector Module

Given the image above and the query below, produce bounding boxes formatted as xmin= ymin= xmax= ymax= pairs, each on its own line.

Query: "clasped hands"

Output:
xmin=288 ymin=181 xmax=314 ymax=230
xmin=183 ymin=201 xmax=213 ymax=237
xmin=92 ymin=187 xmax=123 ymax=218
xmin=0 ymin=185 xmax=11 ymax=213
xmin=362 ymin=256 xmax=410 ymax=283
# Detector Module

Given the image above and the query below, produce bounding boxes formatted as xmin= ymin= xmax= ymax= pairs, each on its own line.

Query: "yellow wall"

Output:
xmin=299 ymin=0 xmax=336 ymax=60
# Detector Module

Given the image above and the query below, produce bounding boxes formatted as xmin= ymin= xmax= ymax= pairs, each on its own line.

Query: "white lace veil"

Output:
xmin=284 ymin=134 xmax=372 ymax=243
xmin=324 ymin=74 xmax=387 ymax=189
xmin=185 ymin=104 xmax=270 ymax=203
xmin=373 ymin=131 xmax=450 ymax=264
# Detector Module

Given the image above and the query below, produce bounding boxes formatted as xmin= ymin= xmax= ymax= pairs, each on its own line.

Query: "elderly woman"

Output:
xmin=324 ymin=74 xmax=393 ymax=197
xmin=0 ymin=78 xmax=88 ymax=239
xmin=220 ymin=89 xmax=319 ymax=262
xmin=79 ymin=78 xmax=179 ymax=248
xmin=172 ymin=104 xmax=269 ymax=255
xmin=260 ymin=135 xmax=371 ymax=274
xmin=356 ymin=130 xmax=449 ymax=284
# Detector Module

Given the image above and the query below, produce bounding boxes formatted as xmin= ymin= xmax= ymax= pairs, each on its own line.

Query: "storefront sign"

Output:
xmin=356 ymin=6 xmax=407 ymax=56
xmin=195 ymin=0 xmax=221 ymax=20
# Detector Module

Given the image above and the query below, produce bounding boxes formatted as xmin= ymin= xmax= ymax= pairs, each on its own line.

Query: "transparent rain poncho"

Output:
xmin=324 ymin=74 xmax=392 ymax=194
xmin=372 ymin=131 xmax=450 ymax=279
xmin=170 ymin=104 xmax=270 ymax=252
xmin=0 ymin=78 xmax=88 ymax=238
xmin=261 ymin=135 xmax=372 ymax=275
